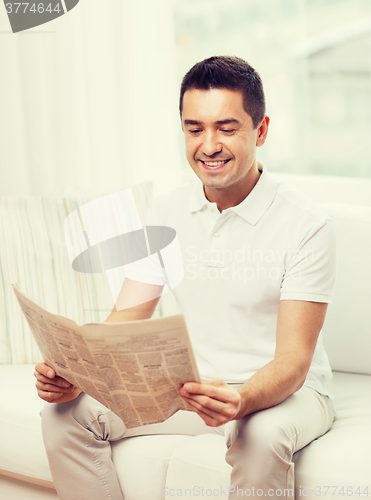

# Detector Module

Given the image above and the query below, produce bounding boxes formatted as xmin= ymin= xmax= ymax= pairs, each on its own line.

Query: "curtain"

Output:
xmin=0 ymin=0 xmax=182 ymax=197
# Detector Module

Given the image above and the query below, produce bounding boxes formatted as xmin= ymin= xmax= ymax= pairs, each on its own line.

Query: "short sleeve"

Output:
xmin=280 ymin=219 xmax=337 ymax=303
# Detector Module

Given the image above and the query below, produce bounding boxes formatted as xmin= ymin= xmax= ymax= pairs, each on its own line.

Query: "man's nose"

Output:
xmin=202 ymin=131 xmax=222 ymax=157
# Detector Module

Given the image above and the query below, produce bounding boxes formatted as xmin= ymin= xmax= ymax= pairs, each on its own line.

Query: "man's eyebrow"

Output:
xmin=183 ymin=119 xmax=202 ymax=126
xmin=215 ymin=118 xmax=240 ymax=125
xmin=183 ymin=118 xmax=241 ymax=126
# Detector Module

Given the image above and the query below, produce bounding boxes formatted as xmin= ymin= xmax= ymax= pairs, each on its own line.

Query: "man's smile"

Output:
xmin=200 ymin=159 xmax=231 ymax=170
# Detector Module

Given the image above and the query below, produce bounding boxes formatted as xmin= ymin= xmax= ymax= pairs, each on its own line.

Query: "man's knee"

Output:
xmin=227 ymin=409 xmax=293 ymax=461
xmin=41 ymin=393 xmax=125 ymax=448
xmin=40 ymin=394 xmax=93 ymax=450
xmin=41 ymin=400 xmax=73 ymax=453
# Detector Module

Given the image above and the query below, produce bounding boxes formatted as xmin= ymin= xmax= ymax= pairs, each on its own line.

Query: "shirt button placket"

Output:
xmin=208 ymin=217 xmax=228 ymax=267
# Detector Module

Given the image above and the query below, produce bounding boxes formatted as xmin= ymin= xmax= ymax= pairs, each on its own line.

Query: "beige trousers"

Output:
xmin=40 ymin=385 xmax=335 ymax=500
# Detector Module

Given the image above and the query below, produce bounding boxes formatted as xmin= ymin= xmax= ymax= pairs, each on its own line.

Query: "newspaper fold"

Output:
xmin=13 ymin=285 xmax=200 ymax=429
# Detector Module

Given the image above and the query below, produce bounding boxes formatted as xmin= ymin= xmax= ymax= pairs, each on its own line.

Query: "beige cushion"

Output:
xmin=293 ymin=371 xmax=371 ymax=498
xmin=319 ymin=203 xmax=371 ymax=374
xmin=0 ymin=365 xmax=52 ymax=486
xmin=112 ymin=435 xmax=194 ymax=500
xmin=165 ymin=434 xmax=231 ymax=499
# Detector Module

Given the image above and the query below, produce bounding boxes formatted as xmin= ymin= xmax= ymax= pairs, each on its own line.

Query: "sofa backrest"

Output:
xmin=274 ymin=173 xmax=371 ymax=376
xmin=271 ymin=172 xmax=371 ymax=208
xmin=319 ymin=203 xmax=371 ymax=375
xmin=0 ymin=183 xmax=153 ymax=364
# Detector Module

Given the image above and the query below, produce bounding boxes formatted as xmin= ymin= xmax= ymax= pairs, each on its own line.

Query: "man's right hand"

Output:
xmin=34 ymin=360 xmax=82 ymax=403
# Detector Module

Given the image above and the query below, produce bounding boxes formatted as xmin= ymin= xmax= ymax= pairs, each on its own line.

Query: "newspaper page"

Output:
xmin=13 ymin=285 xmax=200 ymax=428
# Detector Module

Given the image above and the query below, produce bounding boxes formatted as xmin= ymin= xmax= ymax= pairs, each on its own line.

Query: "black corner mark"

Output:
xmin=64 ymin=0 xmax=79 ymax=12
xmin=4 ymin=0 xmax=80 ymax=33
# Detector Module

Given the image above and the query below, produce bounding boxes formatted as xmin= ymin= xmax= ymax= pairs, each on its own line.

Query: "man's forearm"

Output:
xmin=236 ymin=353 xmax=309 ymax=419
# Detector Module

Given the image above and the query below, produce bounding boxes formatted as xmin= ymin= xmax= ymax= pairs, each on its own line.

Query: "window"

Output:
xmin=174 ymin=0 xmax=371 ymax=178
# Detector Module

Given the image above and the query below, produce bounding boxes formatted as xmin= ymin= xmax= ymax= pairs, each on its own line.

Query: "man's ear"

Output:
xmin=256 ymin=115 xmax=270 ymax=147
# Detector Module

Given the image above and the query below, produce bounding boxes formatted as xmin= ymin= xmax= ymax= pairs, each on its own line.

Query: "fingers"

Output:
xmin=34 ymin=373 xmax=74 ymax=390
xmin=35 ymin=376 xmax=75 ymax=401
xmin=34 ymin=360 xmax=82 ymax=404
xmin=35 ymin=380 xmax=76 ymax=403
xmin=182 ymin=381 xmax=237 ymax=404
xmin=34 ymin=360 xmax=71 ymax=388
xmin=36 ymin=387 xmax=64 ymax=403
xmin=181 ymin=390 xmax=227 ymax=414
xmin=181 ymin=395 xmax=224 ymax=427
xmin=35 ymin=359 xmax=55 ymax=379
xmin=182 ymin=392 xmax=238 ymax=420
xmin=179 ymin=381 xmax=242 ymax=426
xmin=35 ymin=385 xmax=82 ymax=404
xmin=34 ymin=360 xmax=75 ymax=403
xmin=42 ymin=387 xmax=83 ymax=404
xmin=34 ymin=370 xmax=72 ymax=389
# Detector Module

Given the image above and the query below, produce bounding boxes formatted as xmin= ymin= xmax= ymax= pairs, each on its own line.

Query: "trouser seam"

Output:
xmin=283 ymin=394 xmax=333 ymax=500
xmin=86 ymin=434 xmax=113 ymax=500
xmin=75 ymin=404 xmax=117 ymax=500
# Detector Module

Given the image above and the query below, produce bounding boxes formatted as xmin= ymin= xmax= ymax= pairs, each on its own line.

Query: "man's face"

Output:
xmin=181 ymin=88 xmax=268 ymax=205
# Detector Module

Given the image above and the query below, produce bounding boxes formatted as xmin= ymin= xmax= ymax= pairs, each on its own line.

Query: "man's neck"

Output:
xmin=203 ymin=166 xmax=262 ymax=213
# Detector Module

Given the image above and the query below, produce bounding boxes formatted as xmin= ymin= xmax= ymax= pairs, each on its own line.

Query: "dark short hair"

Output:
xmin=179 ymin=56 xmax=266 ymax=129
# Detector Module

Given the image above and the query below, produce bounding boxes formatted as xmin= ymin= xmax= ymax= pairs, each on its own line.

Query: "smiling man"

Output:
xmin=182 ymin=87 xmax=268 ymax=210
xmin=36 ymin=56 xmax=337 ymax=500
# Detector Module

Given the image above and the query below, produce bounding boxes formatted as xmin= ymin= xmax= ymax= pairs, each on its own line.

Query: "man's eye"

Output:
xmin=189 ymin=129 xmax=201 ymax=134
xmin=221 ymin=129 xmax=235 ymax=134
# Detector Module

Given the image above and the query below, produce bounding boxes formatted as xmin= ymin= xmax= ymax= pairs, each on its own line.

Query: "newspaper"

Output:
xmin=13 ymin=285 xmax=200 ymax=429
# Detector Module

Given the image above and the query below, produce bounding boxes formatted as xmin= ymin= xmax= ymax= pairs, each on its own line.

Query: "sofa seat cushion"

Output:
xmin=165 ymin=434 xmax=231 ymax=499
xmin=293 ymin=372 xmax=371 ymax=498
xmin=112 ymin=435 xmax=195 ymax=500
xmin=1 ymin=365 xmax=371 ymax=498
xmin=0 ymin=364 xmax=52 ymax=487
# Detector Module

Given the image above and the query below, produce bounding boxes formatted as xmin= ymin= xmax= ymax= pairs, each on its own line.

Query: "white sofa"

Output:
xmin=1 ymin=173 xmax=371 ymax=500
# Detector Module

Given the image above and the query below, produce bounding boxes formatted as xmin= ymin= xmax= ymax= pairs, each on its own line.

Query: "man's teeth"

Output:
xmin=203 ymin=160 xmax=228 ymax=166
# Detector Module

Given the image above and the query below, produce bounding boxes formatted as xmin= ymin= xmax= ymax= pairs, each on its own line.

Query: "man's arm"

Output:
xmin=35 ymin=279 xmax=164 ymax=403
xmin=179 ymin=300 xmax=328 ymax=427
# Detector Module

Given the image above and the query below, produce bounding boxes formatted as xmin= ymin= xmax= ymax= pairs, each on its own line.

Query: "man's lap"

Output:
xmin=58 ymin=384 xmax=333 ymax=452
xmin=67 ymin=392 xmax=224 ymax=440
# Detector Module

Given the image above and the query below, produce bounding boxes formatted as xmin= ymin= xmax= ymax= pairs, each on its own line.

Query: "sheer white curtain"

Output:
xmin=0 ymin=0 xmax=182 ymax=197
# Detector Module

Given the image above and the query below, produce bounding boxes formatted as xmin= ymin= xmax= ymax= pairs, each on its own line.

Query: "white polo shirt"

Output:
xmin=125 ymin=163 xmax=337 ymax=398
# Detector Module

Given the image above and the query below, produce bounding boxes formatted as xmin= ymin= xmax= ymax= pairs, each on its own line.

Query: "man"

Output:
xmin=35 ymin=56 xmax=336 ymax=499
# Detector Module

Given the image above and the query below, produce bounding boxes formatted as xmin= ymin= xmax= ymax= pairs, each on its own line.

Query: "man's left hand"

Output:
xmin=179 ymin=379 xmax=242 ymax=427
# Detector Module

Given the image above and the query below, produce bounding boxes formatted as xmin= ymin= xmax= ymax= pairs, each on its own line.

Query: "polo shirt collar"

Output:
xmin=189 ymin=162 xmax=279 ymax=225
